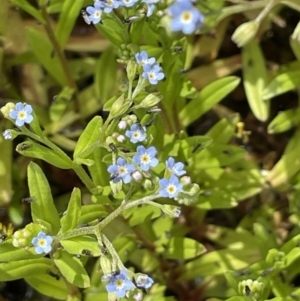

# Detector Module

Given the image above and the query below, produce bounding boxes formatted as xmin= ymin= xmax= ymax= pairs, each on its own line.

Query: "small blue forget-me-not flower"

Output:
xmin=135 ymin=51 xmax=156 ymax=67
xmin=107 ymin=157 xmax=135 ymax=184
xmin=159 ymin=175 xmax=183 ymax=198
xmin=142 ymin=64 xmax=164 ymax=85
xmin=166 ymin=157 xmax=186 ymax=176
xmin=9 ymin=102 xmax=33 ymax=127
xmin=120 ymin=0 xmax=139 ymax=7
xmin=136 ymin=274 xmax=154 ymax=289
xmin=125 ymin=124 xmax=146 ymax=143
xmin=105 ymin=270 xmax=134 ymax=298
xmin=86 ymin=2 xmax=103 ymax=24
xmin=3 ymin=129 xmax=12 ymax=140
xmin=101 ymin=0 xmax=122 ymax=13
xmin=32 ymin=231 xmax=53 ymax=254
xmin=168 ymin=1 xmax=204 ymax=34
xmin=133 ymin=145 xmax=158 ymax=171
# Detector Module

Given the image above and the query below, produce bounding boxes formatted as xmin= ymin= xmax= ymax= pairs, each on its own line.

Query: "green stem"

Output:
xmin=255 ymin=0 xmax=280 ymax=23
xmin=72 ymin=162 xmax=97 ymax=193
xmin=21 ymin=127 xmax=72 ymax=165
xmin=128 ymin=81 xmax=133 ymax=101
xmin=39 ymin=4 xmax=80 ymax=113
xmin=56 ymin=194 xmax=162 ymax=241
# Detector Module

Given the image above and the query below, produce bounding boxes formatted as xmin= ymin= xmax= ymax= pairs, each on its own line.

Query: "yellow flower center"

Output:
xmin=141 ymin=154 xmax=150 ymax=163
xmin=38 ymin=239 xmax=46 ymax=247
xmin=18 ymin=111 xmax=27 ymax=120
xmin=181 ymin=11 xmax=192 ymax=22
xmin=167 ymin=185 xmax=176 ymax=194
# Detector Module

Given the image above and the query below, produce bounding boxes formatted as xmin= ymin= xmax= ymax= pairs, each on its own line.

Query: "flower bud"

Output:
xmin=117 ymin=135 xmax=126 ymax=143
xmin=126 ymin=60 xmax=137 ymax=83
xmin=137 ymin=93 xmax=162 ymax=109
xmin=0 ymin=102 xmax=15 ymax=118
xmin=232 ymin=20 xmax=259 ymax=47
xmin=118 ymin=120 xmax=127 ymax=130
xmin=180 ymin=176 xmax=191 ymax=185
xmin=132 ymin=171 xmax=142 ymax=182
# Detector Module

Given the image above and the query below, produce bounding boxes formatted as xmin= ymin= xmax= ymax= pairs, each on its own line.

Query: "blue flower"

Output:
xmin=125 ymin=124 xmax=146 ymax=143
xmin=9 ymin=102 xmax=33 ymax=127
xmin=3 ymin=130 xmax=12 ymax=140
xmin=142 ymin=0 xmax=160 ymax=17
xmin=133 ymin=146 xmax=158 ymax=171
xmin=120 ymin=0 xmax=139 ymax=7
xmin=168 ymin=1 xmax=204 ymax=34
xmin=32 ymin=231 xmax=53 ymax=254
xmin=86 ymin=2 xmax=103 ymax=24
xmin=135 ymin=51 xmax=156 ymax=67
xmin=105 ymin=270 xmax=134 ymax=298
xmin=102 ymin=0 xmax=122 ymax=13
xmin=107 ymin=157 xmax=135 ymax=184
xmin=159 ymin=175 xmax=183 ymax=198
xmin=142 ymin=64 xmax=164 ymax=85
xmin=136 ymin=274 xmax=154 ymax=289
xmin=166 ymin=157 xmax=186 ymax=176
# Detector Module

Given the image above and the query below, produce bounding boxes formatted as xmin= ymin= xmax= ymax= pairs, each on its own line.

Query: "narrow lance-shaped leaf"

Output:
xmin=17 ymin=141 xmax=73 ymax=169
xmin=95 ymin=46 xmax=118 ymax=106
xmin=26 ymin=27 xmax=68 ymax=86
xmin=74 ymin=116 xmax=103 ymax=159
xmin=28 ymin=162 xmax=60 ymax=234
xmin=0 ymin=258 xmax=53 ymax=281
xmin=55 ymin=0 xmax=85 ymax=48
xmin=179 ymin=76 xmax=240 ymax=127
xmin=60 ymin=188 xmax=81 ymax=234
xmin=242 ymin=40 xmax=269 ymax=121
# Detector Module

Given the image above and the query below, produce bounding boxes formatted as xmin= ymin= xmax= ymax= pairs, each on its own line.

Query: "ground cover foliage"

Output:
xmin=1 ymin=0 xmax=300 ymax=300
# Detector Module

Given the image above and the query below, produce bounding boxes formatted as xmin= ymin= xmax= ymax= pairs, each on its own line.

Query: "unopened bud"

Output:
xmin=232 ymin=20 xmax=259 ymax=47
xmin=138 ymin=93 xmax=162 ymax=109
xmin=180 ymin=176 xmax=191 ymax=185
xmin=118 ymin=120 xmax=127 ymax=130
xmin=0 ymin=102 xmax=15 ymax=118
xmin=132 ymin=171 xmax=142 ymax=182
xmin=117 ymin=135 xmax=126 ymax=143
xmin=126 ymin=60 xmax=137 ymax=83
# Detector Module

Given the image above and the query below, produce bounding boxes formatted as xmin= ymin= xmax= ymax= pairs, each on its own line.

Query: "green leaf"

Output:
xmin=95 ymin=13 xmax=129 ymax=47
xmin=95 ymin=46 xmax=118 ymax=105
xmin=55 ymin=0 xmax=85 ymax=48
xmin=50 ymin=87 xmax=75 ymax=122
xmin=78 ymin=204 xmax=107 ymax=225
xmin=266 ymin=128 xmax=300 ymax=187
xmin=28 ymin=162 xmax=60 ymax=234
xmin=0 ymin=240 xmax=39 ymax=262
xmin=123 ymin=205 xmax=161 ymax=227
xmin=263 ymin=70 xmax=300 ymax=100
xmin=242 ymin=40 xmax=269 ymax=121
xmin=74 ymin=116 xmax=103 ymax=159
xmin=107 ymin=94 xmax=132 ymax=121
xmin=179 ymin=76 xmax=240 ymax=127
xmin=54 ymin=250 xmax=90 ymax=288
xmin=25 ymin=273 xmax=68 ymax=300
xmin=60 ymin=236 xmax=101 ymax=257
xmin=26 ymin=27 xmax=68 ymax=86
xmin=268 ymin=108 xmax=300 ymax=134
xmin=0 ymin=258 xmax=53 ymax=281
xmin=60 ymin=188 xmax=81 ymax=234
xmin=156 ymin=237 xmax=206 ymax=260
xmin=17 ymin=141 xmax=72 ymax=169
xmin=113 ymin=236 xmax=136 ymax=262
xmin=10 ymin=0 xmax=45 ymax=23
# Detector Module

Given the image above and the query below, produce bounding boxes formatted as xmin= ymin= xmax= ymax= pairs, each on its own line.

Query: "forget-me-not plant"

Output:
xmin=9 ymin=102 xmax=33 ymax=127
xmin=107 ymin=157 xmax=135 ymax=183
xmin=142 ymin=64 xmax=165 ymax=85
xmin=136 ymin=274 xmax=154 ymax=289
xmin=133 ymin=145 xmax=158 ymax=171
xmin=3 ymin=129 xmax=12 ymax=140
xmin=168 ymin=1 xmax=204 ymax=34
xmin=32 ymin=231 xmax=53 ymax=254
xmin=159 ymin=175 xmax=183 ymax=198
xmin=86 ymin=2 xmax=103 ymax=24
xmin=105 ymin=270 xmax=135 ymax=298
xmin=135 ymin=51 xmax=156 ymax=67
xmin=125 ymin=124 xmax=146 ymax=143
xmin=166 ymin=157 xmax=186 ymax=176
